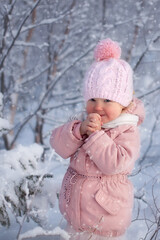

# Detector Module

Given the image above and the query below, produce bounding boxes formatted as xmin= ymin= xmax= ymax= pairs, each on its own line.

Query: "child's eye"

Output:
xmin=104 ymin=99 xmax=111 ymax=103
xmin=90 ymin=98 xmax=96 ymax=102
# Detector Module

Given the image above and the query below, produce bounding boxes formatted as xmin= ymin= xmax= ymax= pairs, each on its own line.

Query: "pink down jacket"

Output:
xmin=50 ymin=97 xmax=145 ymax=237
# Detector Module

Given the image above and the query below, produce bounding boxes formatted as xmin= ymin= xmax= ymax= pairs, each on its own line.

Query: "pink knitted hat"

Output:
xmin=83 ymin=38 xmax=133 ymax=107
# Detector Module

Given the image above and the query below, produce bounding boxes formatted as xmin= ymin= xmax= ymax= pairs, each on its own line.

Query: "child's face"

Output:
xmin=86 ymin=98 xmax=124 ymax=124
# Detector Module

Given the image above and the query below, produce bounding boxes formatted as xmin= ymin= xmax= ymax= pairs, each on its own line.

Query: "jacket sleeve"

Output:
xmin=82 ymin=126 xmax=140 ymax=175
xmin=50 ymin=121 xmax=84 ymax=159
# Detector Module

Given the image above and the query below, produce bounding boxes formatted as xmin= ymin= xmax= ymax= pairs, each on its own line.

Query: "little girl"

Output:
xmin=50 ymin=38 xmax=145 ymax=239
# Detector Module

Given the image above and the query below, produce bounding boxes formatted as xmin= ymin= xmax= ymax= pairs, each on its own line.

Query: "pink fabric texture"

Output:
xmin=50 ymin=98 xmax=145 ymax=237
xmin=83 ymin=38 xmax=133 ymax=107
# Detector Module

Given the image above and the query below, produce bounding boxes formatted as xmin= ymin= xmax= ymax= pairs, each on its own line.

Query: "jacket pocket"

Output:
xmin=95 ymin=188 xmax=127 ymax=215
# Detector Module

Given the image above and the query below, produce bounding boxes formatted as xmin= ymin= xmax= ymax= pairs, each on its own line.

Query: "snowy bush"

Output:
xmin=0 ymin=144 xmax=57 ymax=228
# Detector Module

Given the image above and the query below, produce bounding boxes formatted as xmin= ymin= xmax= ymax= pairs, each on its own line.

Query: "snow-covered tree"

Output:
xmin=0 ymin=93 xmax=11 ymax=136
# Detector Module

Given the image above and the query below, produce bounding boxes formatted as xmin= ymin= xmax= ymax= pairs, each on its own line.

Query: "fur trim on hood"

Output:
xmin=123 ymin=97 xmax=145 ymax=126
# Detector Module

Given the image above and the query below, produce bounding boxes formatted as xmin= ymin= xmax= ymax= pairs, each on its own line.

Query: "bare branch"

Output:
xmin=138 ymin=87 xmax=160 ymax=99
xmin=0 ymin=0 xmax=41 ymax=68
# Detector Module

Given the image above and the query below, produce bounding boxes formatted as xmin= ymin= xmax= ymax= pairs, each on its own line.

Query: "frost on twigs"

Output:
xmin=0 ymin=143 xmax=56 ymax=228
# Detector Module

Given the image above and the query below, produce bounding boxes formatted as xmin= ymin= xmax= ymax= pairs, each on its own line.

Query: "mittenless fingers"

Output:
xmin=87 ymin=122 xmax=99 ymax=128
xmin=88 ymin=113 xmax=101 ymax=122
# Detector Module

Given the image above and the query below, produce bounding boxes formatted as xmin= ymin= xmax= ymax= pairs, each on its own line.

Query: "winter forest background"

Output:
xmin=0 ymin=0 xmax=160 ymax=239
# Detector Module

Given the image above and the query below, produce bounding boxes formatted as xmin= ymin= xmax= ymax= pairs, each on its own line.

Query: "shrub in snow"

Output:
xmin=0 ymin=143 xmax=57 ymax=228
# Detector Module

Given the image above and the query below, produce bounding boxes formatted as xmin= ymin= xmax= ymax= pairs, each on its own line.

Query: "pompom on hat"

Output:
xmin=83 ymin=38 xmax=133 ymax=107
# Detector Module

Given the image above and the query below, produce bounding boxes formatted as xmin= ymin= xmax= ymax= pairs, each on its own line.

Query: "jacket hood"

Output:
xmin=124 ymin=97 xmax=145 ymax=126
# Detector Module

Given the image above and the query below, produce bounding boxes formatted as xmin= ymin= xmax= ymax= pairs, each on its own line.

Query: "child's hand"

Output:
xmin=80 ymin=113 xmax=102 ymax=136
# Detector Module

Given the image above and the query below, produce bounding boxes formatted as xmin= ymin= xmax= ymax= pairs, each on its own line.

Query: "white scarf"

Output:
xmin=102 ymin=113 xmax=139 ymax=129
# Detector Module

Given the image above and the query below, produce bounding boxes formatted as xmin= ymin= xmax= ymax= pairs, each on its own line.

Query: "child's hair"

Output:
xmin=83 ymin=38 xmax=133 ymax=107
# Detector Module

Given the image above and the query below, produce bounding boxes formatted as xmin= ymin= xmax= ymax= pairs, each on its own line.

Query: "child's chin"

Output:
xmin=101 ymin=118 xmax=109 ymax=124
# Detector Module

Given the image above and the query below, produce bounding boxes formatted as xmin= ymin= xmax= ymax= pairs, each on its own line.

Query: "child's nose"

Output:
xmin=94 ymin=102 xmax=103 ymax=111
